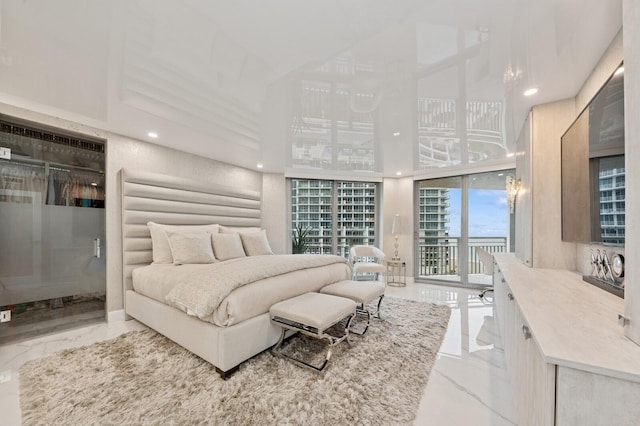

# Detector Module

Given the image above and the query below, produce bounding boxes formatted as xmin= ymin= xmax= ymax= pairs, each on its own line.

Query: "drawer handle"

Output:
xmin=522 ymin=325 xmax=532 ymax=340
xmin=507 ymin=293 xmax=513 ymax=301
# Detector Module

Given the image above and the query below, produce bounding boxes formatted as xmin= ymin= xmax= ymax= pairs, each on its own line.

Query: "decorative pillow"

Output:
xmin=166 ymin=232 xmax=216 ymax=265
xmin=240 ymin=230 xmax=274 ymax=256
xmin=148 ymin=222 xmax=219 ymax=264
xmin=219 ymin=225 xmax=262 ymax=234
xmin=211 ymin=233 xmax=247 ymax=261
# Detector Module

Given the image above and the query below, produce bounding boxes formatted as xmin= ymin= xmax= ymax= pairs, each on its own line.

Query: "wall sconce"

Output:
xmin=391 ymin=213 xmax=401 ymax=260
xmin=506 ymin=175 xmax=521 ymax=214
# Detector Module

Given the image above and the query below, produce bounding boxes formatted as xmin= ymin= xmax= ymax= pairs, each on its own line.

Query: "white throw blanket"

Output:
xmin=165 ymin=254 xmax=349 ymax=320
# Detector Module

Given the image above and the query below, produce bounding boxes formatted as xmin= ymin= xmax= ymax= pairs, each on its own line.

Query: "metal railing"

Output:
xmin=296 ymin=235 xmax=508 ymax=276
xmin=418 ymin=237 xmax=507 ymax=276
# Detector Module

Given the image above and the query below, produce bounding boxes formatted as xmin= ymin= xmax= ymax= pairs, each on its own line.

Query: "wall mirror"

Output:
xmin=561 ymin=63 xmax=624 ymax=246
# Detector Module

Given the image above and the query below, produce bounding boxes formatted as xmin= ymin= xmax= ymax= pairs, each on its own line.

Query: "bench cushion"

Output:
xmin=270 ymin=292 xmax=356 ymax=331
xmin=320 ymin=280 xmax=385 ymax=305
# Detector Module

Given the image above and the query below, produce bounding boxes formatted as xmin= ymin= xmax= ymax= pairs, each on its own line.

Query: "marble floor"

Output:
xmin=0 ymin=282 xmax=515 ymax=425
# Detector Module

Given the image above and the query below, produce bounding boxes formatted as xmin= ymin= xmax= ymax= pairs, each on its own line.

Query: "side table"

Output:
xmin=386 ymin=259 xmax=406 ymax=287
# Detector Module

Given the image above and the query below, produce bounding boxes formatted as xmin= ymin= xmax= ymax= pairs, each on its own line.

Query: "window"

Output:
xmin=290 ymin=179 xmax=378 ymax=257
xmin=416 ymin=170 xmax=514 ymax=286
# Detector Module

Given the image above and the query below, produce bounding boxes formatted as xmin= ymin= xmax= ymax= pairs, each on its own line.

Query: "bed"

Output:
xmin=121 ymin=169 xmax=351 ymax=378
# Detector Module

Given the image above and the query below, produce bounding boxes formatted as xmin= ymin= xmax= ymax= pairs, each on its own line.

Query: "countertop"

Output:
xmin=494 ymin=253 xmax=640 ymax=383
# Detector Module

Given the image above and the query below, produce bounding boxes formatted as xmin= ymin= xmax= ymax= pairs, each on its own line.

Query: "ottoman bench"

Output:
xmin=270 ymin=292 xmax=357 ymax=372
xmin=320 ymin=280 xmax=385 ymax=335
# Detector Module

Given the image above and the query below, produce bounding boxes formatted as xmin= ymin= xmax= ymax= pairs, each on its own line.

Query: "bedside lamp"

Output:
xmin=391 ymin=214 xmax=401 ymax=260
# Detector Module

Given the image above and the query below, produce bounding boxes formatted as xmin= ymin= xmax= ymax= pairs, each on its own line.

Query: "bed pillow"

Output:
xmin=240 ymin=230 xmax=274 ymax=256
xmin=148 ymin=222 xmax=219 ymax=264
xmin=167 ymin=232 xmax=216 ymax=265
xmin=219 ymin=225 xmax=262 ymax=234
xmin=211 ymin=233 xmax=247 ymax=261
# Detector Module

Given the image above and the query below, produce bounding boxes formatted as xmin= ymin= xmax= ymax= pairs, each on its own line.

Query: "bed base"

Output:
xmin=125 ymin=290 xmax=283 ymax=379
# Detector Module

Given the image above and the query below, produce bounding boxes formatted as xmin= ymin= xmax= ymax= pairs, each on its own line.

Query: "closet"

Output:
xmin=0 ymin=118 xmax=105 ymax=343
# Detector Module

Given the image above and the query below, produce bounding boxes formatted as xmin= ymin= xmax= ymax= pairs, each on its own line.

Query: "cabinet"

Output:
xmin=514 ymin=102 xmax=576 ymax=270
xmin=494 ymin=253 xmax=640 ymax=425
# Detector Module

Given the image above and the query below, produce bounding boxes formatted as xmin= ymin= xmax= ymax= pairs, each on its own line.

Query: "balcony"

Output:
xmin=418 ymin=236 xmax=508 ymax=277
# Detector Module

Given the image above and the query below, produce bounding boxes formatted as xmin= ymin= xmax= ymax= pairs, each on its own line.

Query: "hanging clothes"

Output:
xmin=0 ymin=161 xmax=46 ymax=204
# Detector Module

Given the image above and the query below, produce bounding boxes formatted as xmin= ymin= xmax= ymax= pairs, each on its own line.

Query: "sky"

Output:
xmin=447 ymin=188 xmax=508 ymax=237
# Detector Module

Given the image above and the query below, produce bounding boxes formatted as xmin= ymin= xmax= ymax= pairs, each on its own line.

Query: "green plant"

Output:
xmin=292 ymin=224 xmax=313 ymax=254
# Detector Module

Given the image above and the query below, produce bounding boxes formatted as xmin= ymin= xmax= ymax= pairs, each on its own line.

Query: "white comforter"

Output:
xmin=132 ymin=254 xmax=351 ymax=327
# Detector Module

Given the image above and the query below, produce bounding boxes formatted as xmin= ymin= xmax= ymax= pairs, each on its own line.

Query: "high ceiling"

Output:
xmin=0 ymin=0 xmax=622 ymax=176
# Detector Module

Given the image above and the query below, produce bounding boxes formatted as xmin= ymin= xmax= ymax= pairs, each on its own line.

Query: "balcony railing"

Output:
xmin=418 ymin=237 xmax=507 ymax=276
xmin=296 ymin=235 xmax=508 ymax=276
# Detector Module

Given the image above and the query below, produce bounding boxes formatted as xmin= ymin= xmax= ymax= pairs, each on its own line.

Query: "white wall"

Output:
xmin=382 ymin=177 xmax=414 ymax=279
xmin=261 ymin=173 xmax=288 ymax=254
xmin=530 ymin=99 xmax=577 ymax=270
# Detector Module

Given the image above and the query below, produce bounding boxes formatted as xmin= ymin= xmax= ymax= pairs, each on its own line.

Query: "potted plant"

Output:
xmin=292 ymin=224 xmax=312 ymax=254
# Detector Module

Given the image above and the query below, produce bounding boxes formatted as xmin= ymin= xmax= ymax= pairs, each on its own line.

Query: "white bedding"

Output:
xmin=132 ymin=254 xmax=351 ymax=327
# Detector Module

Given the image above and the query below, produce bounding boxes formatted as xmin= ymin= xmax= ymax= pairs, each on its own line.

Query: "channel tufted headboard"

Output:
xmin=120 ymin=169 xmax=261 ymax=295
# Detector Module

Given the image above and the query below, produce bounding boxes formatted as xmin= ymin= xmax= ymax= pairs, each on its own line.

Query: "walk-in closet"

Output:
xmin=0 ymin=118 xmax=106 ymax=344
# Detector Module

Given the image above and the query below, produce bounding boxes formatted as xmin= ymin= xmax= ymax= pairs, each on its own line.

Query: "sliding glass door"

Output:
xmin=416 ymin=169 xmax=513 ymax=286
xmin=417 ymin=176 xmax=462 ymax=283
xmin=467 ymin=171 xmax=512 ymax=285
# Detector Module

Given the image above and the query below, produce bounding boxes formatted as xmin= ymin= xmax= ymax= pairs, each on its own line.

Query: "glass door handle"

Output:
xmin=94 ymin=238 xmax=101 ymax=258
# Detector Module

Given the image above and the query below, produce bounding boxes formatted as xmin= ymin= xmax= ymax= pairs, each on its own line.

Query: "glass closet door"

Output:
xmin=0 ymin=123 xmax=105 ymax=343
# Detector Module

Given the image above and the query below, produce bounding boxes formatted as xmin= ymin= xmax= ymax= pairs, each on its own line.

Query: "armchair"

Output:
xmin=349 ymin=245 xmax=387 ymax=283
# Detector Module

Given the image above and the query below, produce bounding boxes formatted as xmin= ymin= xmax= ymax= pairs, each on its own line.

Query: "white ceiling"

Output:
xmin=0 ymin=0 xmax=622 ymax=176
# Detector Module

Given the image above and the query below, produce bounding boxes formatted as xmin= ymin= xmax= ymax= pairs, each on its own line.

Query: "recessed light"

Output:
xmin=257 ymin=163 xmax=264 ymax=169
xmin=506 ymin=153 xmax=515 ymax=158
xmin=395 ymin=171 xmax=402 ymax=176
xmin=615 ymin=66 xmax=624 ymax=76
xmin=393 ymin=132 xmax=400 ymax=137
xmin=523 ymin=87 xmax=538 ymax=96
xmin=148 ymin=132 xmax=158 ymax=138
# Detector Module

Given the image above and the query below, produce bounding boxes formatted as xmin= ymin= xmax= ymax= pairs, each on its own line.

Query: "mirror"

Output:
xmin=561 ymin=64 xmax=624 ymax=246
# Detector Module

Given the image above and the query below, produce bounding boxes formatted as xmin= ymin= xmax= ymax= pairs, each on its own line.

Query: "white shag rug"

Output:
xmin=19 ymin=297 xmax=451 ymax=425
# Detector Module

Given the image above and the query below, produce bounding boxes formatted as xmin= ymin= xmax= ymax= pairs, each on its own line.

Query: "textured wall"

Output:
xmin=382 ymin=177 xmax=414 ymax=280
xmin=261 ymin=173 xmax=287 ymax=254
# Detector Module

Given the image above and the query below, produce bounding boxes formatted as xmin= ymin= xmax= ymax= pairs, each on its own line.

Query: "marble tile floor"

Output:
xmin=0 ymin=282 xmax=515 ymax=425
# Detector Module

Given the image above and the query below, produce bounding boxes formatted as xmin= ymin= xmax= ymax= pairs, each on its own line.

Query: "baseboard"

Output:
xmin=107 ymin=309 xmax=126 ymax=323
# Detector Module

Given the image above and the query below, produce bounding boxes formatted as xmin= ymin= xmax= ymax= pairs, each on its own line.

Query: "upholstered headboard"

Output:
xmin=120 ymin=169 xmax=261 ymax=294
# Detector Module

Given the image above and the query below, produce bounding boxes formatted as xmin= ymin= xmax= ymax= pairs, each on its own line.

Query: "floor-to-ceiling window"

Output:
xmin=417 ymin=176 xmax=462 ymax=282
xmin=416 ymin=169 xmax=514 ymax=286
xmin=290 ymin=179 xmax=377 ymax=257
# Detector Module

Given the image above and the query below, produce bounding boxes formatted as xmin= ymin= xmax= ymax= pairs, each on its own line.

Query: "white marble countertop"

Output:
xmin=494 ymin=253 xmax=640 ymax=383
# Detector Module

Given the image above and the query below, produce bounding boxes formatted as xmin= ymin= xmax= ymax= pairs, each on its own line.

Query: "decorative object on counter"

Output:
xmin=612 ymin=253 xmax=625 ymax=279
xmin=583 ymin=248 xmax=624 ymax=298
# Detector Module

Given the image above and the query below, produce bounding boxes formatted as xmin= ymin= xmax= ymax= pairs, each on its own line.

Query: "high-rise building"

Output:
xmin=418 ymin=187 xmax=450 ymax=275
xmin=599 ymin=166 xmax=625 ymax=245
xmin=291 ymin=179 xmax=376 ymax=256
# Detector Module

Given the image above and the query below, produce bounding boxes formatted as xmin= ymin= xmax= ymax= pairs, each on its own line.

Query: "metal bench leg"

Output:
xmin=271 ymin=313 xmax=355 ymax=372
